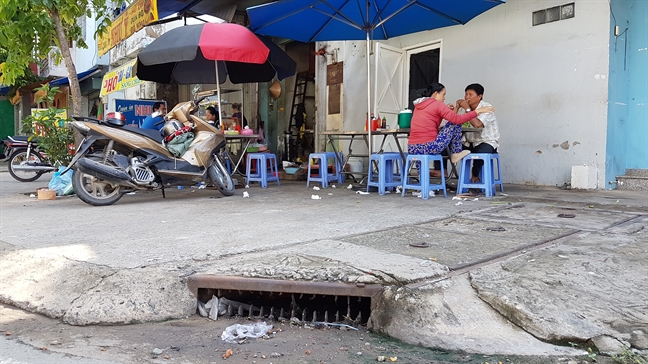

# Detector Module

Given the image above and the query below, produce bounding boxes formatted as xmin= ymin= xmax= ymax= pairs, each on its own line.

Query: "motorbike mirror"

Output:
xmin=192 ymin=84 xmax=202 ymax=95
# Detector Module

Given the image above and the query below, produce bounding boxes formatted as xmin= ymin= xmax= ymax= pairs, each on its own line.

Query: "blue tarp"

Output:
xmin=0 ymin=86 xmax=9 ymax=96
xmin=49 ymin=66 xmax=102 ymax=87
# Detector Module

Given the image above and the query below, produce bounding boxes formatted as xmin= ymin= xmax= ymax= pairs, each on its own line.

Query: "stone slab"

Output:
xmin=63 ymin=267 xmax=197 ymax=325
xmin=368 ymin=275 xmax=583 ymax=356
xmin=417 ymin=217 xmax=573 ymax=241
xmin=0 ymin=249 xmax=115 ymax=319
xmin=470 ymin=232 xmax=648 ymax=349
xmin=476 ymin=204 xmax=639 ymax=231
xmin=182 ymin=240 xmax=448 ymax=284
xmin=341 ymin=221 xmax=568 ymax=268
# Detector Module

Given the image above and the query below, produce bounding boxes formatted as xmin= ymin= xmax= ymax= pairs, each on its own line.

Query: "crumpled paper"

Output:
xmin=311 ymin=194 xmax=321 ymax=200
xmin=221 ymin=322 xmax=273 ymax=343
xmin=243 ymin=191 xmax=250 ymax=198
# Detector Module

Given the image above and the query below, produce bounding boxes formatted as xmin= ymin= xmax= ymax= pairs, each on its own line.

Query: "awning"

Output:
xmin=49 ymin=66 xmax=102 ymax=87
xmin=156 ymin=0 xmax=269 ymax=20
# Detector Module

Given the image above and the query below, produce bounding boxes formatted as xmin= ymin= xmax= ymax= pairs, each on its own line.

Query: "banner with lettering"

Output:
xmin=100 ymin=59 xmax=143 ymax=97
xmin=98 ymin=0 xmax=159 ymax=57
xmin=114 ymin=99 xmax=164 ymax=127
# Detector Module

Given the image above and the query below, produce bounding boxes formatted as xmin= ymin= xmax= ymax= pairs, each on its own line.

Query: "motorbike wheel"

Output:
xmin=72 ymin=156 xmax=124 ymax=206
xmin=8 ymin=150 xmax=45 ymax=182
xmin=209 ymin=155 xmax=235 ymax=196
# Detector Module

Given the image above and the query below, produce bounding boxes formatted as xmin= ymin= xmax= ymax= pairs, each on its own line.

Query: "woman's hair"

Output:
xmin=421 ymin=83 xmax=445 ymax=98
xmin=232 ymin=103 xmax=241 ymax=111
xmin=206 ymin=106 xmax=217 ymax=116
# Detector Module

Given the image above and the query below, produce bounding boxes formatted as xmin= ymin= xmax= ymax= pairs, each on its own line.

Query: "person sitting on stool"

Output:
xmin=456 ymin=83 xmax=500 ymax=183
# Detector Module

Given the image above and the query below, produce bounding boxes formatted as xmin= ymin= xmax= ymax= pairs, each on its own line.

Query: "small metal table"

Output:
xmin=224 ymin=133 xmax=259 ymax=176
xmin=321 ymin=129 xmax=410 ymax=183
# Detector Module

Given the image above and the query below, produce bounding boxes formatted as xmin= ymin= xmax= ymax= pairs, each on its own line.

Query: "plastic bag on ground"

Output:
xmin=48 ymin=166 xmax=74 ymax=196
xmin=221 ymin=322 xmax=273 ymax=343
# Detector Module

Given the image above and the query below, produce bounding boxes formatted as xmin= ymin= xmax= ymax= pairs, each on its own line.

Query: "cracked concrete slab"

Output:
xmin=63 ymin=267 xmax=196 ymax=325
xmin=470 ymin=231 xmax=648 ymax=350
xmin=171 ymin=240 xmax=447 ymax=284
xmin=0 ymin=248 xmax=115 ymax=319
xmin=368 ymin=275 xmax=583 ymax=356
xmin=341 ymin=220 xmax=570 ymax=267
xmin=475 ymin=204 xmax=639 ymax=231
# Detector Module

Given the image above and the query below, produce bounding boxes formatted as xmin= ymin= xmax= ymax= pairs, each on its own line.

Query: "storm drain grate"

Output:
xmin=188 ymin=275 xmax=382 ymax=325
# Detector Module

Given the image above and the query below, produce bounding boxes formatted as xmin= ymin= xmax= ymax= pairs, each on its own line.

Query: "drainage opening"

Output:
xmin=189 ymin=275 xmax=382 ymax=325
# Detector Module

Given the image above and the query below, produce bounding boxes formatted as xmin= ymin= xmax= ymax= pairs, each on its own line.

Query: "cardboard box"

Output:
xmin=37 ymin=188 xmax=56 ymax=200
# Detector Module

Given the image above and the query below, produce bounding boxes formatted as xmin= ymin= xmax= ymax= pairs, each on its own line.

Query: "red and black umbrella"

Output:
xmin=135 ymin=23 xmax=296 ymax=85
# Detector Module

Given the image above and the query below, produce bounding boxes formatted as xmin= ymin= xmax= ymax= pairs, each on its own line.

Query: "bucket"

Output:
xmin=347 ymin=157 xmax=364 ymax=180
xmin=398 ymin=109 xmax=413 ymax=129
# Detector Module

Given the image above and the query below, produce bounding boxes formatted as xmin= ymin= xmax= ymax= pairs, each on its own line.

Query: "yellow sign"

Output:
xmin=98 ymin=0 xmax=159 ymax=57
xmin=100 ymin=59 xmax=143 ymax=97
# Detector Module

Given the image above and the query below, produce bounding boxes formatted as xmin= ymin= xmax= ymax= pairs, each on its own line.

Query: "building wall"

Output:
xmin=606 ymin=0 xmax=648 ymax=186
xmin=323 ymin=0 xmax=612 ymax=187
xmin=76 ymin=15 xmax=109 ymax=72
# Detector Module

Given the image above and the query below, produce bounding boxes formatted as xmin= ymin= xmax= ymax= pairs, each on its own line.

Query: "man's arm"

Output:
xmin=456 ymin=100 xmax=484 ymax=128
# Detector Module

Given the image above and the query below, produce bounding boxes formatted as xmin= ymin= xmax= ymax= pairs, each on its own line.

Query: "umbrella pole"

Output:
xmin=366 ymin=31 xmax=372 ymax=157
xmin=215 ymin=62 xmax=223 ymax=129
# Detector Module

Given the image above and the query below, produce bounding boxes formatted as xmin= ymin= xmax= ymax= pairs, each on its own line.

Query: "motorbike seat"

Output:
xmin=127 ymin=128 xmax=164 ymax=143
xmin=8 ymin=135 xmax=30 ymax=143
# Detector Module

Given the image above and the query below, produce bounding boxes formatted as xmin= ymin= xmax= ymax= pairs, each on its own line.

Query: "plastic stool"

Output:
xmin=306 ymin=152 xmax=344 ymax=188
xmin=246 ymin=153 xmax=280 ymax=188
xmin=457 ymin=153 xmax=503 ymax=197
xmin=223 ymin=151 xmax=232 ymax=174
xmin=402 ymin=154 xmax=447 ymax=199
xmin=367 ymin=152 xmax=404 ymax=195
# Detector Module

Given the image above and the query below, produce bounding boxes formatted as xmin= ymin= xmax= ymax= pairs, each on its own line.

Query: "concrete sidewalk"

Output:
xmin=0 ymin=167 xmax=646 ymax=357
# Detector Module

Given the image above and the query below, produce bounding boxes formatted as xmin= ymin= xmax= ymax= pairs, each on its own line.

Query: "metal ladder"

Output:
xmin=285 ymin=70 xmax=315 ymax=161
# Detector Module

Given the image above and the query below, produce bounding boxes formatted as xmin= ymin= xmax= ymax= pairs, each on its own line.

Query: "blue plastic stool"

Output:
xmin=306 ymin=152 xmax=344 ymax=188
xmin=402 ymin=154 xmax=447 ymax=199
xmin=223 ymin=151 xmax=232 ymax=174
xmin=367 ymin=152 xmax=404 ymax=195
xmin=246 ymin=153 xmax=280 ymax=188
xmin=457 ymin=153 xmax=503 ymax=197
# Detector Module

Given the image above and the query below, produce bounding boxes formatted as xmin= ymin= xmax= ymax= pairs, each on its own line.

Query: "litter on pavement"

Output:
xmin=221 ymin=322 xmax=273 ymax=343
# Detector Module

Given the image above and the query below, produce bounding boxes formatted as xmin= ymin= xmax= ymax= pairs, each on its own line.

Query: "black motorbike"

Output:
xmin=1 ymin=136 xmax=57 ymax=182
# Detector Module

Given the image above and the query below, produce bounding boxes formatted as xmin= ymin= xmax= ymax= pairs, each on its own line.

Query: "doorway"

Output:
xmin=407 ymin=48 xmax=440 ymax=110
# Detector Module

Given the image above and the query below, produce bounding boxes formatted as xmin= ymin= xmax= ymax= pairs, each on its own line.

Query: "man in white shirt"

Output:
xmin=456 ymin=83 xmax=499 ymax=183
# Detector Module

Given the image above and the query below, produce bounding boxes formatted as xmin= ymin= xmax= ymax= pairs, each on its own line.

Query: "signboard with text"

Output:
xmin=100 ymin=59 xmax=143 ymax=97
xmin=114 ymin=99 xmax=164 ymax=127
xmin=98 ymin=0 xmax=159 ymax=56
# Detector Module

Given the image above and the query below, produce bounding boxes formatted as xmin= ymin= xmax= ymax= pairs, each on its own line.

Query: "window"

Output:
xmin=532 ymin=3 xmax=574 ymax=26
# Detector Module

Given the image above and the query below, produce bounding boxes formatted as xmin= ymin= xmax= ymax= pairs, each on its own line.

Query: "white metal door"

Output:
xmin=374 ymin=43 xmax=406 ymax=153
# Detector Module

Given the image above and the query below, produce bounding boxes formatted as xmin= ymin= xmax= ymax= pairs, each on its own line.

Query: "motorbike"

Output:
xmin=62 ymin=89 xmax=235 ymax=206
xmin=1 ymin=136 xmax=57 ymax=182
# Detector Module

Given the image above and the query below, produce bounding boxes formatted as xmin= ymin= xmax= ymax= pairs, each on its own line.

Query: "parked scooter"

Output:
xmin=63 ymin=89 xmax=234 ymax=206
xmin=1 ymin=136 xmax=57 ymax=182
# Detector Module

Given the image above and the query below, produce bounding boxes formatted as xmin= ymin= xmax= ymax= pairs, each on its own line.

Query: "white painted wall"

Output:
xmin=76 ymin=15 xmax=109 ymax=72
xmin=321 ymin=0 xmax=611 ymax=187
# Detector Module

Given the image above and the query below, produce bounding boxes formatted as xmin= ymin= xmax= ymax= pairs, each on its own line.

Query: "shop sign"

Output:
xmin=98 ymin=0 xmax=159 ymax=57
xmin=114 ymin=99 xmax=163 ymax=127
xmin=100 ymin=59 xmax=143 ymax=97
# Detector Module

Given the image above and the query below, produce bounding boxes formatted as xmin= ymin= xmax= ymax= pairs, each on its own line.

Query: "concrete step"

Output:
xmin=616 ymin=174 xmax=648 ymax=191
xmin=626 ymin=168 xmax=648 ymax=177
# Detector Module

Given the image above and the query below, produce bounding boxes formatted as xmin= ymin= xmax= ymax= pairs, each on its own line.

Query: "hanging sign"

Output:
xmin=100 ymin=59 xmax=143 ymax=97
xmin=98 ymin=0 xmax=159 ymax=56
